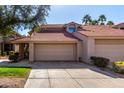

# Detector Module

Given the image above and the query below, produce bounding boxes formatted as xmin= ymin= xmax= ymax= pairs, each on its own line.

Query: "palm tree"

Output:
xmin=107 ymin=21 xmax=114 ymax=26
xmin=91 ymin=20 xmax=98 ymax=25
xmin=98 ymin=15 xmax=107 ymax=25
xmin=82 ymin=14 xmax=92 ymax=25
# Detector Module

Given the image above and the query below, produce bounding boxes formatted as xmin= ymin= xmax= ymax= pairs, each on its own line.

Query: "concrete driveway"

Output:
xmin=25 ymin=62 xmax=124 ymax=88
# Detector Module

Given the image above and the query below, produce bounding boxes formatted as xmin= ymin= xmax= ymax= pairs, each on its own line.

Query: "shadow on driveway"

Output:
xmin=32 ymin=61 xmax=119 ymax=78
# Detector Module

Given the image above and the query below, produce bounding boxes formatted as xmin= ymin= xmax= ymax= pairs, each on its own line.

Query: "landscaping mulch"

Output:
xmin=0 ymin=77 xmax=26 ymax=88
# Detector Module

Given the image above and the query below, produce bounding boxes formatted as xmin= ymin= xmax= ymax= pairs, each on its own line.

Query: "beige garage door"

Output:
xmin=34 ymin=43 xmax=76 ymax=61
xmin=95 ymin=39 xmax=124 ymax=62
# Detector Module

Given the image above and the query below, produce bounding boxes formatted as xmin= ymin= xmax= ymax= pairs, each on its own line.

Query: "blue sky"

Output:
xmin=20 ymin=5 xmax=124 ymax=35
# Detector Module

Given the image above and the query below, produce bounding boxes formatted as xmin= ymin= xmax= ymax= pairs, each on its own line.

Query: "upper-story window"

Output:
xmin=68 ymin=27 xmax=76 ymax=33
xmin=65 ymin=22 xmax=80 ymax=33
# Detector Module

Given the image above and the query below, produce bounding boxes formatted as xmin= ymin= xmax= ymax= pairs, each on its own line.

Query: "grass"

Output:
xmin=0 ymin=67 xmax=31 ymax=78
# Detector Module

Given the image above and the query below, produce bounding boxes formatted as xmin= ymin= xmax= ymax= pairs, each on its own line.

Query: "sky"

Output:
xmin=19 ymin=5 xmax=124 ymax=35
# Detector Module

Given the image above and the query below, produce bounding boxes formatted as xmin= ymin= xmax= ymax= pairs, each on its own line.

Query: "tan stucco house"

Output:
xmin=12 ymin=22 xmax=124 ymax=64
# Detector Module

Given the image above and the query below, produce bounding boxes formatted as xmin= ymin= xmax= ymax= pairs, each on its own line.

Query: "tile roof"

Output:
xmin=12 ymin=24 xmax=124 ymax=43
xmin=41 ymin=24 xmax=64 ymax=28
xmin=11 ymin=37 xmax=30 ymax=43
xmin=114 ymin=22 xmax=124 ymax=28
xmin=40 ymin=22 xmax=80 ymax=28
xmin=12 ymin=32 xmax=79 ymax=43
xmin=29 ymin=22 xmax=80 ymax=35
xmin=31 ymin=32 xmax=78 ymax=42
xmin=78 ymin=25 xmax=124 ymax=37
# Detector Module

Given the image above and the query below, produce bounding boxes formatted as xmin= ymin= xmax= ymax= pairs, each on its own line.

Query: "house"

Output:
xmin=12 ymin=22 xmax=124 ymax=65
xmin=0 ymin=33 xmax=23 ymax=55
xmin=114 ymin=22 xmax=124 ymax=30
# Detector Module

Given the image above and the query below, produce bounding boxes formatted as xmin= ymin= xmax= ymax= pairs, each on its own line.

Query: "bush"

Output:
xmin=90 ymin=56 xmax=109 ymax=68
xmin=9 ymin=51 xmax=14 ymax=55
xmin=112 ymin=61 xmax=124 ymax=74
xmin=9 ymin=52 xmax=19 ymax=62
xmin=2 ymin=52 xmax=7 ymax=56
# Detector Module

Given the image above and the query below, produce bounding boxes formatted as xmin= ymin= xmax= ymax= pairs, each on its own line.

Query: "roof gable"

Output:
xmin=64 ymin=22 xmax=81 ymax=27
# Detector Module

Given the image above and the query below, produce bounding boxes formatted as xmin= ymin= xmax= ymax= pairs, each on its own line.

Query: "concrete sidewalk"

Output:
xmin=24 ymin=62 xmax=124 ymax=88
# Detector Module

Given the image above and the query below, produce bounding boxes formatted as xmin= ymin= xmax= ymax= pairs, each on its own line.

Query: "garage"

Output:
xmin=34 ymin=43 xmax=76 ymax=61
xmin=95 ymin=39 xmax=124 ymax=62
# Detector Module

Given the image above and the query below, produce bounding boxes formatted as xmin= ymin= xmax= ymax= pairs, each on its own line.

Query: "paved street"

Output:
xmin=24 ymin=62 xmax=124 ymax=88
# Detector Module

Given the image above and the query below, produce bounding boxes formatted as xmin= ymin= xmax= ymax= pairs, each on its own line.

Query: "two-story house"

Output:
xmin=12 ymin=22 xmax=124 ymax=65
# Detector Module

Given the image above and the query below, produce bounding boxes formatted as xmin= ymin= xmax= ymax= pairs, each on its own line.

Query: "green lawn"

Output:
xmin=0 ymin=67 xmax=31 ymax=78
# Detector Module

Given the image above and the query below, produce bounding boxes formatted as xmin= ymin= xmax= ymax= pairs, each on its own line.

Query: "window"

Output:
xmin=68 ymin=27 xmax=76 ymax=33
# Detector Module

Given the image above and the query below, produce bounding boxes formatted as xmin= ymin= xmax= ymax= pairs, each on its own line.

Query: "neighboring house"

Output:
xmin=114 ymin=22 xmax=124 ymax=30
xmin=12 ymin=22 xmax=124 ymax=65
xmin=0 ymin=33 xmax=23 ymax=55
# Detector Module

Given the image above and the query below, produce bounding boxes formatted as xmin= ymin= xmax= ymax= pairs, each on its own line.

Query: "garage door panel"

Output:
xmin=95 ymin=44 xmax=124 ymax=62
xmin=34 ymin=44 xmax=76 ymax=61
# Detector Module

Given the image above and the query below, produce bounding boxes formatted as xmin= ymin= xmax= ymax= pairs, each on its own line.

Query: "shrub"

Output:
xmin=90 ymin=56 xmax=109 ymax=68
xmin=9 ymin=54 xmax=16 ymax=61
xmin=14 ymin=52 xmax=19 ymax=57
xmin=90 ymin=56 xmax=97 ymax=60
xmin=9 ymin=52 xmax=19 ymax=62
xmin=2 ymin=52 xmax=7 ymax=56
xmin=112 ymin=61 xmax=124 ymax=74
xmin=9 ymin=51 xmax=14 ymax=55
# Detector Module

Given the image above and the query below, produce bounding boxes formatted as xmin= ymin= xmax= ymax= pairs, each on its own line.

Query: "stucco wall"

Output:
xmin=73 ymin=32 xmax=124 ymax=65
xmin=73 ymin=32 xmax=90 ymax=63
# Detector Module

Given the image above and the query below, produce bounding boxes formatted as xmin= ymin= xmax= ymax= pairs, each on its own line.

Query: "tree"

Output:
xmin=0 ymin=5 xmax=50 ymax=55
xmin=0 ymin=29 xmax=19 ymax=56
xmin=107 ymin=21 xmax=114 ymax=25
xmin=98 ymin=14 xmax=107 ymax=25
xmin=0 ymin=5 xmax=50 ymax=31
xmin=82 ymin=14 xmax=92 ymax=25
xmin=91 ymin=20 xmax=98 ymax=25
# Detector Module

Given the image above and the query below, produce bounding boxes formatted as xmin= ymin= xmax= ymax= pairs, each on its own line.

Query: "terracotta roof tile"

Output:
xmin=31 ymin=32 xmax=78 ymax=41
xmin=12 ymin=24 xmax=124 ymax=43
xmin=41 ymin=24 xmax=64 ymax=28
xmin=115 ymin=23 xmax=124 ymax=27
xmin=78 ymin=25 xmax=124 ymax=37
xmin=11 ymin=36 xmax=31 ymax=43
xmin=12 ymin=32 xmax=78 ymax=43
